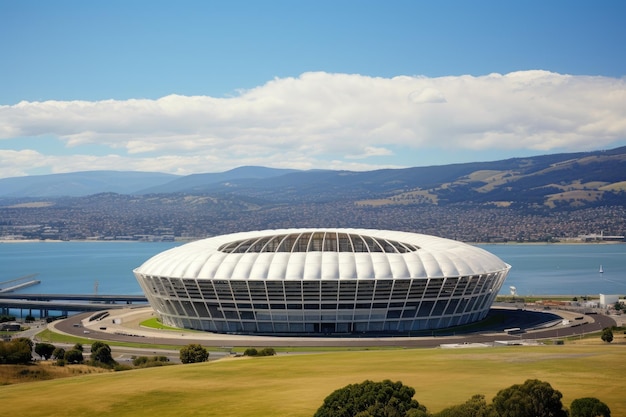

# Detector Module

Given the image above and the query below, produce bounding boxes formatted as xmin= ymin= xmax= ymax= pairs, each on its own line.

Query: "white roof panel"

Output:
xmin=134 ymin=228 xmax=510 ymax=281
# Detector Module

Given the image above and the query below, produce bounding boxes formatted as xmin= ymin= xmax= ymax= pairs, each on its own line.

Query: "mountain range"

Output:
xmin=1 ymin=146 xmax=625 ymax=210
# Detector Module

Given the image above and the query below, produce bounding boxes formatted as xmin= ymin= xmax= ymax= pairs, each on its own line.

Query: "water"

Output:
xmin=1 ymin=241 xmax=625 ymax=297
xmin=0 ymin=241 xmax=179 ymax=295
xmin=479 ymin=243 xmax=626 ymax=296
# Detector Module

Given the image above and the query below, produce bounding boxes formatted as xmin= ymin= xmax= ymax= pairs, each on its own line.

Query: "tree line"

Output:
xmin=314 ymin=379 xmax=611 ymax=417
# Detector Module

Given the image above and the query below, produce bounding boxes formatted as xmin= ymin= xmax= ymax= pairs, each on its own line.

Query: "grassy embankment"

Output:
xmin=1 ymin=342 xmax=625 ymax=417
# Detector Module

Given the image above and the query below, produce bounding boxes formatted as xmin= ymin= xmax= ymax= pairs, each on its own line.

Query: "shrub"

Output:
xmin=180 ymin=344 xmax=209 ymax=364
xmin=259 ymin=347 xmax=276 ymax=356
xmin=64 ymin=349 xmax=84 ymax=364
xmin=132 ymin=355 xmax=170 ymax=368
xmin=90 ymin=342 xmax=115 ymax=366
xmin=601 ymin=327 xmax=614 ymax=343
xmin=243 ymin=348 xmax=258 ymax=356
xmin=243 ymin=347 xmax=276 ymax=357
xmin=52 ymin=347 xmax=66 ymax=360
xmin=0 ymin=338 xmax=33 ymax=364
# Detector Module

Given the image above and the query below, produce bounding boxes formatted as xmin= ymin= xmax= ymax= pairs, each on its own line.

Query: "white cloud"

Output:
xmin=408 ymin=87 xmax=447 ymax=104
xmin=0 ymin=70 xmax=625 ymax=178
xmin=346 ymin=146 xmax=394 ymax=160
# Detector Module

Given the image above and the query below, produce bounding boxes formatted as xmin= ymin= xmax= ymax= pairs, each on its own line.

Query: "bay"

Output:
xmin=1 ymin=241 xmax=179 ymax=295
xmin=1 ymin=241 xmax=625 ymax=297
xmin=479 ymin=243 xmax=626 ymax=296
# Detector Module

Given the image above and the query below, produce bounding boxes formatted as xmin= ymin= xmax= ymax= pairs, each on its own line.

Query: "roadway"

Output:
xmin=48 ymin=306 xmax=618 ymax=349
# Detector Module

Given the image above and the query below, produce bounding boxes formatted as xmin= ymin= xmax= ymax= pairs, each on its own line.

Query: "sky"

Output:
xmin=1 ymin=0 xmax=625 ymax=179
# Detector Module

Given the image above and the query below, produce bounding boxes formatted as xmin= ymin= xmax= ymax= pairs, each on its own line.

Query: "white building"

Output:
xmin=134 ymin=228 xmax=511 ymax=334
xmin=600 ymin=294 xmax=619 ymax=308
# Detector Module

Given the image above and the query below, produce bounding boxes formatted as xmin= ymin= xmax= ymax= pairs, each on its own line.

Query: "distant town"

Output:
xmin=1 ymin=198 xmax=624 ymax=243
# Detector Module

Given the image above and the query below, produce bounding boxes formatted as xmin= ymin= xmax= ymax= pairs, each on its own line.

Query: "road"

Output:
xmin=45 ymin=306 xmax=618 ymax=351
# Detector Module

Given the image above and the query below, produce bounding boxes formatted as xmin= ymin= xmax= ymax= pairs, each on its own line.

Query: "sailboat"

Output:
xmin=599 ymin=265 xmax=604 ymax=273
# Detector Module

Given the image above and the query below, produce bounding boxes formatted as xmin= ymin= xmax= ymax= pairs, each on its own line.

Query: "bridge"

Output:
xmin=0 ymin=274 xmax=41 ymax=293
xmin=0 ymin=293 xmax=148 ymax=318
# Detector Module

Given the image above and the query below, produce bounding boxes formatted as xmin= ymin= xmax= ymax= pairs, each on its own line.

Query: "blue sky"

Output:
xmin=1 ymin=0 xmax=625 ymax=178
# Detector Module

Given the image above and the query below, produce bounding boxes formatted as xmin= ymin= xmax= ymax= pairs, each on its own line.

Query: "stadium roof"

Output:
xmin=135 ymin=228 xmax=510 ymax=281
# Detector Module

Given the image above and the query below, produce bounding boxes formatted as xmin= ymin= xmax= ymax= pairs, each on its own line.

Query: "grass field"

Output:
xmin=1 ymin=343 xmax=624 ymax=416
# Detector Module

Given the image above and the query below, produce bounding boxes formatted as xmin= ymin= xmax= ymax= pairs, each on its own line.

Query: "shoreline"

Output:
xmin=1 ymin=238 xmax=623 ymax=245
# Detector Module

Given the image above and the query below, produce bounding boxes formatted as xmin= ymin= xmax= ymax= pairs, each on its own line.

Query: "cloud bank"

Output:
xmin=1 ymin=71 xmax=625 ymax=178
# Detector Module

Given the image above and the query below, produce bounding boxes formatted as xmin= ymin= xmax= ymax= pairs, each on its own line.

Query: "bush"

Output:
xmin=52 ymin=347 xmax=66 ymax=360
xmin=259 ymin=347 xmax=276 ymax=356
xmin=0 ymin=314 xmax=16 ymax=323
xmin=90 ymin=341 xmax=115 ymax=366
xmin=64 ymin=349 xmax=84 ymax=364
xmin=180 ymin=344 xmax=209 ymax=364
xmin=0 ymin=338 xmax=33 ymax=364
xmin=243 ymin=347 xmax=276 ymax=356
xmin=113 ymin=363 xmax=133 ymax=372
xmin=132 ymin=355 xmax=171 ymax=368
xmin=35 ymin=342 xmax=56 ymax=360
xmin=601 ymin=327 xmax=614 ymax=343
xmin=243 ymin=348 xmax=258 ymax=356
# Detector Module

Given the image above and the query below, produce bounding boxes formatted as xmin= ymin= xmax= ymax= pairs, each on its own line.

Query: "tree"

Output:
xmin=601 ymin=327 xmax=613 ymax=343
xmin=52 ymin=347 xmax=66 ymax=360
xmin=179 ymin=344 xmax=209 ymax=364
xmin=314 ymin=380 xmax=428 ymax=417
xmin=0 ymin=314 xmax=16 ymax=323
xmin=491 ymin=379 xmax=567 ymax=417
xmin=64 ymin=349 xmax=84 ymax=364
xmin=435 ymin=394 xmax=491 ymax=417
xmin=90 ymin=341 xmax=115 ymax=365
xmin=73 ymin=342 xmax=84 ymax=352
xmin=0 ymin=338 xmax=33 ymax=364
xmin=13 ymin=337 xmax=34 ymax=351
xmin=35 ymin=342 xmax=56 ymax=360
xmin=570 ymin=397 xmax=611 ymax=417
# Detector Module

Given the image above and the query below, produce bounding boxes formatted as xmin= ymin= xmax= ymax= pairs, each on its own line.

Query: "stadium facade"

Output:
xmin=133 ymin=228 xmax=510 ymax=334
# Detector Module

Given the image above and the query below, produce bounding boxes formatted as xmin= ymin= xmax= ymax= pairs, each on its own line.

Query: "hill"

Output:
xmin=0 ymin=171 xmax=179 ymax=197
xmin=1 ymin=147 xmax=625 ymax=242
xmin=1 ymin=148 xmax=625 ymax=209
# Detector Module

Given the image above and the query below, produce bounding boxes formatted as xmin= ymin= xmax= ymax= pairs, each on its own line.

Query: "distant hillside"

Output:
xmin=144 ymin=147 xmax=626 ymax=209
xmin=138 ymin=166 xmax=301 ymax=194
xmin=1 ymin=147 xmax=625 ymax=210
xmin=0 ymin=171 xmax=180 ymax=197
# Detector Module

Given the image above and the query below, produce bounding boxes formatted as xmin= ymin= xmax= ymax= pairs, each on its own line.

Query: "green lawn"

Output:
xmin=1 ymin=344 xmax=624 ymax=416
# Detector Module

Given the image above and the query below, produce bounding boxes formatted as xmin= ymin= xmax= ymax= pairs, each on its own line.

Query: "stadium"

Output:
xmin=133 ymin=228 xmax=511 ymax=334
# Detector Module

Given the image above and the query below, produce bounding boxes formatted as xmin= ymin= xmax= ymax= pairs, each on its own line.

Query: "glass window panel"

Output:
xmin=417 ymin=300 xmax=434 ymax=316
xmin=424 ymin=279 xmax=443 ymax=297
xmin=323 ymin=232 xmax=338 ymax=252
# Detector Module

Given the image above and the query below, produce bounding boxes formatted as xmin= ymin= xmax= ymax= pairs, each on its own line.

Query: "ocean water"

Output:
xmin=1 ymin=241 xmax=179 ymax=295
xmin=481 ymin=243 xmax=626 ymax=296
xmin=1 ymin=241 xmax=625 ymax=297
